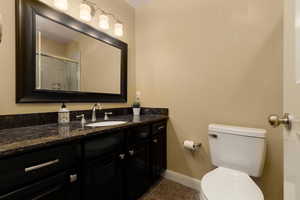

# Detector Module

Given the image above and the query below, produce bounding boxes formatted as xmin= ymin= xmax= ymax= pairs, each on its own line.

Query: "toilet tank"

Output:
xmin=208 ymin=124 xmax=266 ymax=177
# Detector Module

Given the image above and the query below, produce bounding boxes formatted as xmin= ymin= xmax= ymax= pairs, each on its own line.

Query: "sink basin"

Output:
xmin=86 ymin=121 xmax=127 ymax=127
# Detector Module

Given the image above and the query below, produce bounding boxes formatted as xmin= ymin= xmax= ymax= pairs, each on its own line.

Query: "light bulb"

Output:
xmin=99 ymin=14 xmax=110 ymax=30
xmin=114 ymin=22 xmax=123 ymax=37
xmin=80 ymin=3 xmax=92 ymax=22
xmin=54 ymin=0 xmax=68 ymax=11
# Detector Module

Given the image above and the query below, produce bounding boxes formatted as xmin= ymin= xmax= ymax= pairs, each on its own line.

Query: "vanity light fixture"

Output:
xmin=53 ymin=0 xmax=124 ymax=37
xmin=99 ymin=13 xmax=110 ymax=30
xmin=53 ymin=0 xmax=68 ymax=11
xmin=114 ymin=22 xmax=124 ymax=37
xmin=80 ymin=3 xmax=92 ymax=22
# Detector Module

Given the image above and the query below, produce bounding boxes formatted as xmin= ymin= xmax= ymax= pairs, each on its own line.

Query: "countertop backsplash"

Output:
xmin=0 ymin=107 xmax=168 ymax=130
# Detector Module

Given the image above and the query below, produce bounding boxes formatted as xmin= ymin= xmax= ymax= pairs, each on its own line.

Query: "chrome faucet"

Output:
xmin=104 ymin=112 xmax=113 ymax=121
xmin=76 ymin=114 xmax=86 ymax=125
xmin=91 ymin=103 xmax=102 ymax=122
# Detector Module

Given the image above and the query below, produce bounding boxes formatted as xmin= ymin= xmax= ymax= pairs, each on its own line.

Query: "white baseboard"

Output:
xmin=163 ymin=170 xmax=202 ymax=192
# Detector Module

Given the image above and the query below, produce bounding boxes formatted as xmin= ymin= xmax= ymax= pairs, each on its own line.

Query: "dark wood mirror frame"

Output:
xmin=16 ymin=0 xmax=128 ymax=103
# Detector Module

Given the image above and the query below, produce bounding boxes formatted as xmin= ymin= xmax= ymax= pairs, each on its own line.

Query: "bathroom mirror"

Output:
xmin=16 ymin=0 xmax=127 ymax=103
xmin=36 ymin=15 xmax=122 ymax=94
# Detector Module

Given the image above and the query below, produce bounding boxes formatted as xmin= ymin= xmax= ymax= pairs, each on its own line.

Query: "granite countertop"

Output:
xmin=0 ymin=114 xmax=168 ymax=159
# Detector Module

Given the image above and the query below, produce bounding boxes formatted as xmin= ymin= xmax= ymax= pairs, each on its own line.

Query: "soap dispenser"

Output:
xmin=58 ymin=103 xmax=70 ymax=124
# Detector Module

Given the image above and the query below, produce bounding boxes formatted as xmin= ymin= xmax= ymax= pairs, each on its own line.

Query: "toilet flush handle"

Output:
xmin=209 ymin=134 xmax=218 ymax=139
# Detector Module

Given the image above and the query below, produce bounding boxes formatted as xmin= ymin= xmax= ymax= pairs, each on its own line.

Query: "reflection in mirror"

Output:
xmin=36 ymin=15 xmax=121 ymax=94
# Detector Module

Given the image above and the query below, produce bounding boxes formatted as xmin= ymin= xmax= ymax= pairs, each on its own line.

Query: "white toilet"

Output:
xmin=200 ymin=124 xmax=266 ymax=200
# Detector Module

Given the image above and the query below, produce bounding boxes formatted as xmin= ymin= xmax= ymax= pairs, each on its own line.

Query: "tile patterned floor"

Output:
xmin=139 ymin=179 xmax=200 ymax=200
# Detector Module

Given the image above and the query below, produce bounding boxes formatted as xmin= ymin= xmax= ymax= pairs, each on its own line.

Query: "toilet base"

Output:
xmin=199 ymin=187 xmax=207 ymax=200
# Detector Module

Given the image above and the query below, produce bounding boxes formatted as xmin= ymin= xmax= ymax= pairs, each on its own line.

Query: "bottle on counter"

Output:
xmin=58 ymin=103 xmax=70 ymax=124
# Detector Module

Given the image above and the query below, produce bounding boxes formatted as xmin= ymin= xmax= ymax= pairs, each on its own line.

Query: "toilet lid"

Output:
xmin=201 ymin=167 xmax=264 ymax=200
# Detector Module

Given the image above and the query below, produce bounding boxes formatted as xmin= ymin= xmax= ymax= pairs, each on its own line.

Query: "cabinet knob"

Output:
xmin=153 ymin=139 xmax=158 ymax=143
xmin=158 ymin=126 xmax=165 ymax=130
xmin=129 ymin=150 xmax=135 ymax=156
xmin=119 ymin=154 xmax=125 ymax=160
xmin=70 ymin=174 xmax=77 ymax=183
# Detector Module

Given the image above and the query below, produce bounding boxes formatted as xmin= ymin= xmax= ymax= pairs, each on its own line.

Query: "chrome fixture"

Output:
xmin=268 ymin=113 xmax=292 ymax=130
xmin=76 ymin=114 xmax=86 ymax=124
xmin=104 ymin=112 xmax=113 ymax=120
xmin=92 ymin=103 xmax=102 ymax=122
xmin=25 ymin=159 xmax=60 ymax=172
xmin=70 ymin=174 xmax=78 ymax=183
xmin=129 ymin=150 xmax=134 ymax=156
xmin=119 ymin=154 xmax=125 ymax=160
xmin=53 ymin=0 xmax=124 ymax=36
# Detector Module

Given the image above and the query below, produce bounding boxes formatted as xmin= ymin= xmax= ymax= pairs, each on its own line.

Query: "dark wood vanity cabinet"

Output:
xmin=0 ymin=120 xmax=167 ymax=200
xmin=83 ymin=121 xmax=167 ymax=200
xmin=82 ymin=131 xmax=125 ymax=200
xmin=0 ymin=170 xmax=80 ymax=200
xmin=151 ymin=134 xmax=165 ymax=182
xmin=125 ymin=142 xmax=152 ymax=200
xmin=125 ymin=125 xmax=151 ymax=199
xmin=0 ymin=144 xmax=81 ymax=200
xmin=83 ymin=154 xmax=124 ymax=200
xmin=151 ymin=122 xmax=167 ymax=183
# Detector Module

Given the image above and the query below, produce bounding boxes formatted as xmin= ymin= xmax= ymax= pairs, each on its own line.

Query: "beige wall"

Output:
xmin=0 ymin=0 xmax=135 ymax=114
xmin=135 ymin=0 xmax=283 ymax=200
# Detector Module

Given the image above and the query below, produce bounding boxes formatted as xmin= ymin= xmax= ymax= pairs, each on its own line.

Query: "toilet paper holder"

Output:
xmin=192 ymin=143 xmax=201 ymax=151
xmin=183 ymin=140 xmax=202 ymax=151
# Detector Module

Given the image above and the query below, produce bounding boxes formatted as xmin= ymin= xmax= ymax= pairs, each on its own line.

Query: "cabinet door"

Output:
xmin=84 ymin=153 xmax=123 ymax=200
xmin=0 ymin=144 xmax=80 ymax=195
xmin=151 ymin=134 xmax=164 ymax=182
xmin=126 ymin=142 xmax=151 ymax=200
xmin=152 ymin=122 xmax=167 ymax=170
xmin=0 ymin=170 xmax=79 ymax=200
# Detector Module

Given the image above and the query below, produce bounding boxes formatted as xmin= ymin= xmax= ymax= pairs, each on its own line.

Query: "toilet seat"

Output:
xmin=201 ymin=167 xmax=264 ymax=200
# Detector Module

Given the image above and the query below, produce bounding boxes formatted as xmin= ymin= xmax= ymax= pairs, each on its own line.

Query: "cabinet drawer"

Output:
xmin=84 ymin=131 xmax=124 ymax=159
xmin=127 ymin=125 xmax=151 ymax=146
xmin=0 ymin=169 xmax=79 ymax=200
xmin=0 ymin=144 xmax=80 ymax=195
xmin=152 ymin=122 xmax=167 ymax=136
